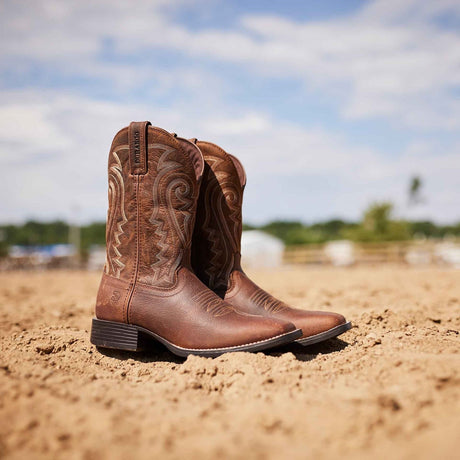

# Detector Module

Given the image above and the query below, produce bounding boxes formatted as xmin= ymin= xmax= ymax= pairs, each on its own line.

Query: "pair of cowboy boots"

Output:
xmin=90 ymin=122 xmax=351 ymax=357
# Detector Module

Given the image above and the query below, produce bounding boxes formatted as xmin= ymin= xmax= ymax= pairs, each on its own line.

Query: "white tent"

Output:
xmin=324 ymin=240 xmax=355 ymax=266
xmin=434 ymin=241 xmax=460 ymax=268
xmin=241 ymin=230 xmax=285 ymax=269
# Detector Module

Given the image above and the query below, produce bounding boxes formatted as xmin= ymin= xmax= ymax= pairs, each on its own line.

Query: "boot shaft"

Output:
xmin=104 ymin=122 xmax=203 ymax=288
xmin=191 ymin=141 xmax=246 ymax=293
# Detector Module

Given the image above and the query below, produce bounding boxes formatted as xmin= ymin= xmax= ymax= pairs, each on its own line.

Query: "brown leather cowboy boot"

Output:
xmin=90 ymin=122 xmax=301 ymax=357
xmin=191 ymin=140 xmax=351 ymax=346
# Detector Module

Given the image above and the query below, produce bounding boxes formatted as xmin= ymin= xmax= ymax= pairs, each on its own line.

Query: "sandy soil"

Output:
xmin=0 ymin=267 xmax=459 ymax=459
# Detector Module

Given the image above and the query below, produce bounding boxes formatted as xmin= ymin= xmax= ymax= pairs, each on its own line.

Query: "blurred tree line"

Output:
xmin=1 ymin=202 xmax=459 ymax=256
xmin=0 ymin=221 xmax=106 ymax=257
xmin=244 ymin=202 xmax=460 ymax=245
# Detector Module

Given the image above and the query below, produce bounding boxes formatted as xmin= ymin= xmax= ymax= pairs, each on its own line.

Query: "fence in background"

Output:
xmin=1 ymin=239 xmax=460 ymax=270
xmin=284 ymin=240 xmax=460 ymax=267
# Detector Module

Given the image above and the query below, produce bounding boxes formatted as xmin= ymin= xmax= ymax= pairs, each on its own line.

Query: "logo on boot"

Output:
xmin=110 ymin=290 xmax=121 ymax=305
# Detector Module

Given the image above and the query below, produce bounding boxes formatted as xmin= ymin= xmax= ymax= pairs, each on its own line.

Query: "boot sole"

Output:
xmin=295 ymin=321 xmax=352 ymax=346
xmin=90 ymin=318 xmax=302 ymax=358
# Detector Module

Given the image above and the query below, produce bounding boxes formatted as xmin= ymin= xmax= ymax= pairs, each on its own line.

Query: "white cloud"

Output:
xmin=0 ymin=0 xmax=459 ymax=223
xmin=204 ymin=114 xmax=270 ymax=135
xmin=1 ymin=0 xmax=459 ymax=130
xmin=358 ymin=0 xmax=460 ymax=24
xmin=0 ymin=103 xmax=70 ymax=156
xmin=0 ymin=90 xmax=458 ymax=224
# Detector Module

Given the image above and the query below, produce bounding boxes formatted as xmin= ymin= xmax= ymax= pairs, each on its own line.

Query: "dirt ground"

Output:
xmin=0 ymin=267 xmax=459 ymax=460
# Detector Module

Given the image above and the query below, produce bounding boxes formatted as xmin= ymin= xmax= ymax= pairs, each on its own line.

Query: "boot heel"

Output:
xmin=90 ymin=318 xmax=144 ymax=351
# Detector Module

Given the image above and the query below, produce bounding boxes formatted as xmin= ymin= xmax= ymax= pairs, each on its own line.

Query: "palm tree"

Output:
xmin=408 ymin=176 xmax=424 ymax=206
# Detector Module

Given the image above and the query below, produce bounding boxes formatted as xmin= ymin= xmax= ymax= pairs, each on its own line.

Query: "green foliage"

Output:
xmin=409 ymin=221 xmax=460 ymax=238
xmin=261 ymin=219 xmax=358 ymax=245
xmin=442 ymin=222 xmax=460 ymax=236
xmin=260 ymin=221 xmax=304 ymax=241
xmin=343 ymin=202 xmax=411 ymax=242
xmin=249 ymin=202 xmax=460 ymax=245
xmin=2 ymin=220 xmax=70 ymax=246
xmin=81 ymin=222 xmax=106 ymax=248
xmin=0 ymin=241 xmax=8 ymax=258
xmin=310 ymin=219 xmax=352 ymax=237
xmin=363 ymin=202 xmax=393 ymax=233
xmin=0 ymin=220 xmax=106 ymax=255
xmin=282 ymin=227 xmax=326 ymax=245
xmin=342 ymin=221 xmax=410 ymax=242
xmin=0 ymin=209 xmax=459 ymax=254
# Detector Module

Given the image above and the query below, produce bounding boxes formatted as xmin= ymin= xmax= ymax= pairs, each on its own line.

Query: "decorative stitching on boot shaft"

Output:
xmin=105 ymin=148 xmax=128 ymax=279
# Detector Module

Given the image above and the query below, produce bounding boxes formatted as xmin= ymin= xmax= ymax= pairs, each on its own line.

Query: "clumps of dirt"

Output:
xmin=0 ymin=268 xmax=459 ymax=459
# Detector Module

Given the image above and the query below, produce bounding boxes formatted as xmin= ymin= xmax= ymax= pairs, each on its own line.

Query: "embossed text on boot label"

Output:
xmin=134 ymin=131 xmax=141 ymax=164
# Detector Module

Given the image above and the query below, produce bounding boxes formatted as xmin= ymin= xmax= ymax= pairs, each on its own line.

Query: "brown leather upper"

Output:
xmin=191 ymin=141 xmax=245 ymax=295
xmin=192 ymin=140 xmax=346 ymax=339
xmin=96 ymin=123 xmax=297 ymax=349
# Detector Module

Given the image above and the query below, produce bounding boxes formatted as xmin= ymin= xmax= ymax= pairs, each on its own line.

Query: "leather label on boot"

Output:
xmin=133 ymin=131 xmax=141 ymax=164
xmin=128 ymin=121 xmax=151 ymax=175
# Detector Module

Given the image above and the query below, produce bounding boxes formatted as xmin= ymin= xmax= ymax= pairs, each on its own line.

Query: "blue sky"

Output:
xmin=0 ymin=0 xmax=459 ymax=225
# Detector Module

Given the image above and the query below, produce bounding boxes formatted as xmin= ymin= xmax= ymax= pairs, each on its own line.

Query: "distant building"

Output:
xmin=241 ymin=230 xmax=285 ymax=269
xmin=434 ymin=241 xmax=460 ymax=268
